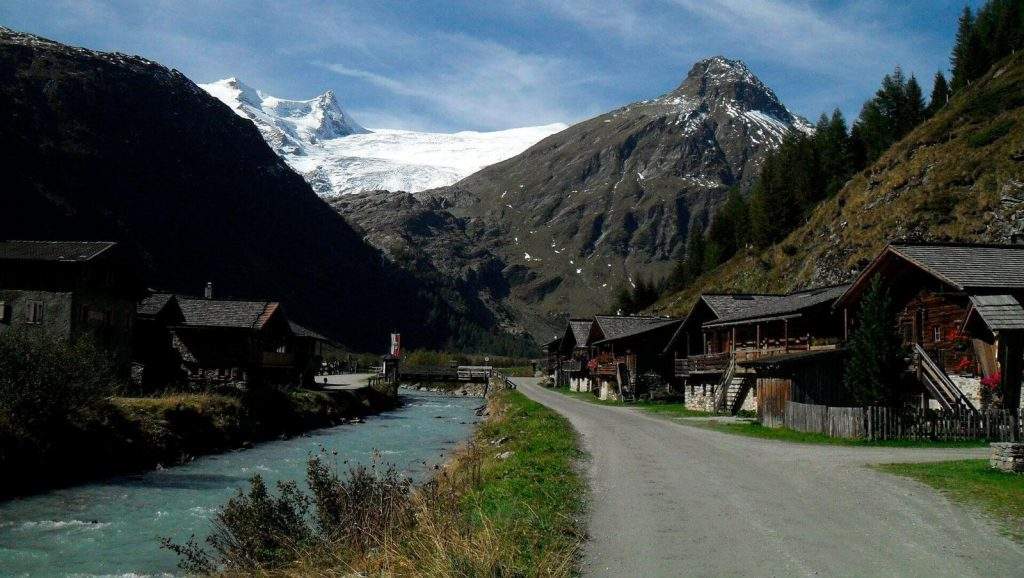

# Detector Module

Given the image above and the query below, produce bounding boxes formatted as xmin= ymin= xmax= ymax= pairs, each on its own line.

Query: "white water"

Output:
xmin=0 ymin=391 xmax=480 ymax=576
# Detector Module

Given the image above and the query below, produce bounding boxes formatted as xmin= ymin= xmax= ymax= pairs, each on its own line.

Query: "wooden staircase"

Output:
xmin=912 ymin=343 xmax=976 ymax=411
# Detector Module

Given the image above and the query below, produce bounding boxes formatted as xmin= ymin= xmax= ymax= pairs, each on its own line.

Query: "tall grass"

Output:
xmin=165 ymin=389 xmax=584 ymax=576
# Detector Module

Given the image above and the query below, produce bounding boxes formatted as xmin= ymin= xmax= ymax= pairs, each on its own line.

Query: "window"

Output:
xmin=275 ymin=344 xmax=287 ymax=353
xmin=26 ymin=301 xmax=44 ymax=324
xmin=0 ymin=301 xmax=7 ymax=323
xmin=933 ymin=327 xmax=942 ymax=342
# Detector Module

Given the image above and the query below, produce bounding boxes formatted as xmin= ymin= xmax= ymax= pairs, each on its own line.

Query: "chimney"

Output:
xmin=204 ymin=281 xmax=214 ymax=299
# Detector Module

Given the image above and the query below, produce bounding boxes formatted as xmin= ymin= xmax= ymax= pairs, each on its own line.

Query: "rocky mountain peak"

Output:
xmin=666 ymin=56 xmax=796 ymax=124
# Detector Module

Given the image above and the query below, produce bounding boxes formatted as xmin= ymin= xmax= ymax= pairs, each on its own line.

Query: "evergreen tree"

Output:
xmin=684 ymin=225 xmax=706 ymax=281
xmin=613 ymin=285 xmax=634 ymax=315
xmin=814 ymin=109 xmax=853 ymax=197
xmin=950 ymin=5 xmax=976 ymax=91
xmin=926 ymin=71 xmax=950 ymax=117
xmin=843 ymin=276 xmax=906 ymax=406
xmin=903 ymin=74 xmax=926 ymax=131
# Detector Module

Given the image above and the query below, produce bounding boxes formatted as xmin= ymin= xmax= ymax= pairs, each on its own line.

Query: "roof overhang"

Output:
xmin=703 ymin=313 xmax=802 ymax=330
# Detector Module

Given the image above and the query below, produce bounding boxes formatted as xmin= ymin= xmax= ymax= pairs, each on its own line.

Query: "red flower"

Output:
xmin=981 ymin=371 xmax=1002 ymax=391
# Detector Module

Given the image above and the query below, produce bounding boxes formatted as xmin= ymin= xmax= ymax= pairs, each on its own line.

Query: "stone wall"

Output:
xmin=990 ymin=442 xmax=1024 ymax=473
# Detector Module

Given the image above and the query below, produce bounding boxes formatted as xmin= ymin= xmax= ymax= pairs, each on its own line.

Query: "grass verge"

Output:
xmin=182 ymin=388 xmax=586 ymax=576
xmin=877 ymin=460 xmax=1024 ymax=540
xmin=549 ymin=386 xmax=712 ymax=417
xmin=688 ymin=420 xmax=989 ymax=448
xmin=291 ymin=388 xmax=586 ymax=576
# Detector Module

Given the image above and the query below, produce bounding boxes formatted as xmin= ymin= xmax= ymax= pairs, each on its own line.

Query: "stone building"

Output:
xmin=134 ymin=288 xmax=329 ymax=388
xmin=0 ymin=240 xmax=141 ymax=370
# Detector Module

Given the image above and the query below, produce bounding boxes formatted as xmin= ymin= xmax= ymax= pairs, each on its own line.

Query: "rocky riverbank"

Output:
xmin=400 ymin=382 xmax=488 ymax=397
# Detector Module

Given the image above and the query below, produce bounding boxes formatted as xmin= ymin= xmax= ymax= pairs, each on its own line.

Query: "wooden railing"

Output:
xmin=913 ymin=343 xmax=975 ymax=411
xmin=674 ymin=352 xmax=730 ymax=376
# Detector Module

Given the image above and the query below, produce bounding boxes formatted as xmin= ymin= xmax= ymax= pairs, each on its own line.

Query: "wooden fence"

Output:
xmin=781 ymin=401 xmax=1022 ymax=441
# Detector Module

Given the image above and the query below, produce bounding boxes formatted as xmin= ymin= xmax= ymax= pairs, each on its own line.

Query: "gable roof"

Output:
xmin=137 ymin=293 xmax=177 ymax=317
xmin=176 ymin=298 xmax=281 ymax=330
xmin=838 ymin=243 xmax=1024 ymax=308
xmin=568 ymin=319 xmax=594 ymax=347
xmin=593 ymin=316 xmax=682 ymax=346
xmin=700 ymin=294 xmax=782 ymax=319
xmin=0 ymin=240 xmax=117 ymax=262
xmin=289 ymin=321 xmax=330 ymax=342
xmin=965 ymin=295 xmax=1024 ymax=332
xmin=703 ymin=285 xmax=850 ymax=328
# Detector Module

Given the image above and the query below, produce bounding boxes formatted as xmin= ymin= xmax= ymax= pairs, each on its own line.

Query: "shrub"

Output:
xmin=0 ymin=331 xmax=116 ymax=449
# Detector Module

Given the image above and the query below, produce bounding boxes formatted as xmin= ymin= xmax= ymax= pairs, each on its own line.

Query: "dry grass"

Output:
xmin=291 ymin=389 xmax=583 ymax=577
xmin=196 ymin=389 xmax=584 ymax=577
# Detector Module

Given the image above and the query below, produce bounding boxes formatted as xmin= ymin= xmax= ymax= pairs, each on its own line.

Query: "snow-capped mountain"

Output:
xmin=429 ymin=56 xmax=814 ymax=338
xmin=201 ymin=78 xmax=565 ymax=196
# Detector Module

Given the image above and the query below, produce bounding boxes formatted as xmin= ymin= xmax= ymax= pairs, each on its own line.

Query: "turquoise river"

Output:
xmin=0 ymin=390 xmax=481 ymax=577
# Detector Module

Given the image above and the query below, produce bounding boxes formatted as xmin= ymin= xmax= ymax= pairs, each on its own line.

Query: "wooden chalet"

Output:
xmin=835 ymin=242 xmax=1024 ymax=411
xmin=134 ymin=293 xmax=185 ymax=385
xmin=668 ymin=286 xmax=848 ymax=414
xmin=289 ymin=320 xmax=330 ymax=386
xmin=588 ymin=315 xmax=683 ymax=400
xmin=553 ymin=318 xmax=598 ymax=390
xmin=542 ymin=335 xmax=563 ymax=378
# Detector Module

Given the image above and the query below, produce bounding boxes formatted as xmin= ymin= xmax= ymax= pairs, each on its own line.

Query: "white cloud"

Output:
xmin=318 ymin=34 xmax=590 ymax=130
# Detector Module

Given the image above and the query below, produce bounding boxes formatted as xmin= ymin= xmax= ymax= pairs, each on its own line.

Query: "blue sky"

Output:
xmin=1 ymin=1 xmax=985 ymax=132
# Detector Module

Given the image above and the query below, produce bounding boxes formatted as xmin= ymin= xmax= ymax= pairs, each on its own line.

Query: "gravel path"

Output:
xmin=514 ymin=378 xmax=1024 ymax=577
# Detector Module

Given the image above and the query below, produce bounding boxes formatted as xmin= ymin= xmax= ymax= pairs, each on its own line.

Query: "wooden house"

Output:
xmin=289 ymin=320 xmax=330 ymax=386
xmin=168 ymin=295 xmax=296 ymax=387
xmin=667 ymin=286 xmax=848 ymax=414
xmin=134 ymin=293 xmax=185 ymax=386
xmin=588 ymin=315 xmax=683 ymax=400
xmin=0 ymin=240 xmax=143 ymax=372
xmin=554 ymin=318 xmax=598 ymax=391
xmin=542 ymin=335 xmax=563 ymax=380
xmin=835 ymin=242 xmax=1024 ymax=410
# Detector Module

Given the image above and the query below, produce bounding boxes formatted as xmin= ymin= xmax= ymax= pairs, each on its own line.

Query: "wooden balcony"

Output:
xmin=675 ymin=352 xmax=730 ymax=377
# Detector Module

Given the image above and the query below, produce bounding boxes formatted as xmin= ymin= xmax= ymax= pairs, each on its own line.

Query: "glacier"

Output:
xmin=201 ymin=78 xmax=566 ymax=196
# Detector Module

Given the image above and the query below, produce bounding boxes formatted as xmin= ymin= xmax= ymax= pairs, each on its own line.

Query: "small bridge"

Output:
xmin=398 ymin=365 xmax=494 ymax=383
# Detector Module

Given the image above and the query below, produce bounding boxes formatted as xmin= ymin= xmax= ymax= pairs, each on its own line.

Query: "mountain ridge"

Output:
xmin=201 ymin=78 xmax=565 ymax=196
xmin=0 ymin=26 xmax=514 ymax=353
xmin=654 ymin=50 xmax=1024 ymax=316
xmin=428 ymin=56 xmax=814 ymax=339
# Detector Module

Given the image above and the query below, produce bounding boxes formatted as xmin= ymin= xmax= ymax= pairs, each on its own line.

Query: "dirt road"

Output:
xmin=514 ymin=378 xmax=1024 ymax=577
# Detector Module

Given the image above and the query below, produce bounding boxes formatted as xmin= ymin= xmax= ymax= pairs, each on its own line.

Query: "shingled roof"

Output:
xmin=0 ymin=240 xmax=116 ymax=262
xmin=700 ymin=294 xmax=783 ymax=319
xmin=137 ymin=293 xmax=177 ymax=317
xmin=289 ymin=321 xmax=329 ymax=342
xmin=838 ymin=243 xmax=1024 ymax=307
xmin=176 ymin=298 xmax=280 ymax=330
xmin=703 ymin=285 xmax=850 ymax=328
xmin=593 ymin=316 xmax=682 ymax=345
xmin=568 ymin=319 xmax=594 ymax=346
xmin=965 ymin=295 xmax=1024 ymax=332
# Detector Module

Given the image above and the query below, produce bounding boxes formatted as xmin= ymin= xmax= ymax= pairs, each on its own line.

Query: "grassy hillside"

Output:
xmin=655 ymin=51 xmax=1024 ymax=316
